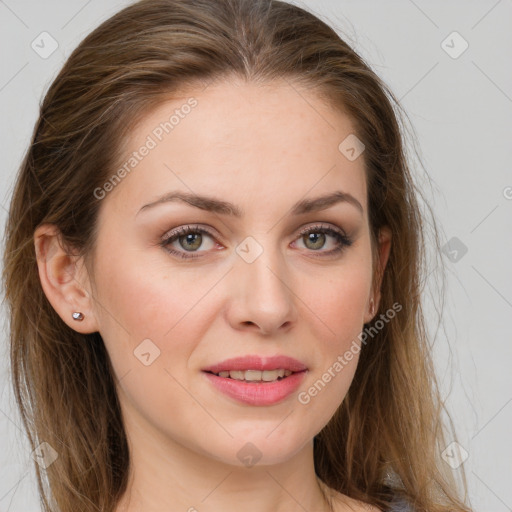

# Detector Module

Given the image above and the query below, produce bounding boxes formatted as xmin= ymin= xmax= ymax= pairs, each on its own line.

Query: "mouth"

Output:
xmin=202 ymin=355 xmax=308 ymax=406
xmin=204 ymin=368 xmax=300 ymax=383
xmin=203 ymin=369 xmax=307 ymax=405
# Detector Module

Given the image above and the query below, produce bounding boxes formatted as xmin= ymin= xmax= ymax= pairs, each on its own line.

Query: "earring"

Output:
xmin=369 ymin=298 xmax=375 ymax=317
xmin=72 ymin=312 xmax=84 ymax=321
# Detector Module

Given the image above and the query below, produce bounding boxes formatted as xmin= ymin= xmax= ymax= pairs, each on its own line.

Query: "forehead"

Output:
xmin=106 ymin=78 xmax=367 ymax=216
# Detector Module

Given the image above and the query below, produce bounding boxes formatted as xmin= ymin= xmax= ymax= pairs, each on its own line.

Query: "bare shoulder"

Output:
xmin=332 ymin=494 xmax=382 ymax=512
xmin=317 ymin=479 xmax=382 ymax=512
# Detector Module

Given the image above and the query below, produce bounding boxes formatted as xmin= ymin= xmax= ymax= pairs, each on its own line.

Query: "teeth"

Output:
xmin=215 ymin=369 xmax=293 ymax=381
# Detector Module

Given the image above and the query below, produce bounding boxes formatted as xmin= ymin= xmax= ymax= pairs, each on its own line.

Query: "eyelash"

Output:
xmin=160 ymin=223 xmax=353 ymax=260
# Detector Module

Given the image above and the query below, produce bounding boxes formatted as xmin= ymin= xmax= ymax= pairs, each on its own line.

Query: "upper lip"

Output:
xmin=202 ymin=355 xmax=308 ymax=373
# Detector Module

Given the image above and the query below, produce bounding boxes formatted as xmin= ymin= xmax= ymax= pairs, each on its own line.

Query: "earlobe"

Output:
xmin=368 ymin=297 xmax=375 ymax=317
xmin=34 ymin=224 xmax=99 ymax=333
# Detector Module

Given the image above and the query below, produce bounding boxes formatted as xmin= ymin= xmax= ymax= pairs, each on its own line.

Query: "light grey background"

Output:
xmin=1 ymin=1 xmax=511 ymax=511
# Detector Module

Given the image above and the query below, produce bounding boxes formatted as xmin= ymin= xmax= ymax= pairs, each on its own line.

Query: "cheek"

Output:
xmin=95 ymin=243 xmax=207 ymax=338
xmin=93 ymin=253 xmax=208 ymax=430
xmin=313 ymin=279 xmax=367 ymax=330
xmin=91 ymin=246 xmax=188 ymax=371
xmin=294 ymin=257 xmax=371 ymax=424
xmin=93 ymin=245 xmax=228 ymax=394
xmin=302 ymin=256 xmax=372 ymax=340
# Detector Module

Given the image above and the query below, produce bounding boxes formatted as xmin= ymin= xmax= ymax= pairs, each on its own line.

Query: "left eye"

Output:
xmin=294 ymin=224 xmax=352 ymax=253
xmin=160 ymin=224 xmax=352 ymax=260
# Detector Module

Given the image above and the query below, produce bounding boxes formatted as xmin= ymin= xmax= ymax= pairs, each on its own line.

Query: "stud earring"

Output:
xmin=72 ymin=312 xmax=84 ymax=321
xmin=369 ymin=298 xmax=375 ymax=317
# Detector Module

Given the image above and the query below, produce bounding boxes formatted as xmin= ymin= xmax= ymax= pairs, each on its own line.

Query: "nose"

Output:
xmin=225 ymin=240 xmax=298 ymax=336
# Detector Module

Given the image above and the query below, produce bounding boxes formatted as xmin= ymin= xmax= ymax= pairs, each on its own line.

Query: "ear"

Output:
xmin=364 ymin=225 xmax=392 ymax=323
xmin=34 ymin=224 xmax=99 ymax=334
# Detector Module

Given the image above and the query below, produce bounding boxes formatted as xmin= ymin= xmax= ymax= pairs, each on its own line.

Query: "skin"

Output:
xmin=34 ymin=78 xmax=391 ymax=512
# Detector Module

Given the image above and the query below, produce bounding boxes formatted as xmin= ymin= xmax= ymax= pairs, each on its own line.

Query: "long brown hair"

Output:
xmin=2 ymin=1 xmax=472 ymax=511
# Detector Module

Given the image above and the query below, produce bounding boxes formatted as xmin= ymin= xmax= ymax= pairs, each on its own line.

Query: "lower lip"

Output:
xmin=203 ymin=371 xmax=307 ymax=406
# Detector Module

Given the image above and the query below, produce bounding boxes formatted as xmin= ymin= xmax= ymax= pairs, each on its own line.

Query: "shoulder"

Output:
xmin=331 ymin=494 xmax=382 ymax=511
xmin=332 ymin=493 xmax=413 ymax=512
xmin=317 ymin=478 xmax=417 ymax=512
xmin=318 ymin=483 xmax=382 ymax=512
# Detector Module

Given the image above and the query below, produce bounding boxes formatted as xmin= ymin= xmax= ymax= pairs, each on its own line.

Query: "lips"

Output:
xmin=202 ymin=355 xmax=308 ymax=406
xmin=203 ymin=370 xmax=307 ymax=406
xmin=202 ymin=354 xmax=308 ymax=374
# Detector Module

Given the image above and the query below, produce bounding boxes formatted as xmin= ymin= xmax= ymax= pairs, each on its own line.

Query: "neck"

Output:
xmin=115 ymin=423 xmax=333 ymax=512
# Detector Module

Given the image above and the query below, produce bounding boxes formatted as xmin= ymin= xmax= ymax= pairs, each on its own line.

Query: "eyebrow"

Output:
xmin=136 ymin=190 xmax=363 ymax=217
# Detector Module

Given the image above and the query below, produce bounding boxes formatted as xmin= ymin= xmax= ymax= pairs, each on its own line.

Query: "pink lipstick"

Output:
xmin=202 ymin=355 xmax=308 ymax=406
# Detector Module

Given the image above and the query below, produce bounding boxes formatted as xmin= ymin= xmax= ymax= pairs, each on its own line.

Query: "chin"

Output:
xmin=203 ymin=430 xmax=311 ymax=468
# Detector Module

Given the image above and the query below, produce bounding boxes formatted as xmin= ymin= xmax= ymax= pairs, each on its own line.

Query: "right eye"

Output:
xmin=160 ymin=224 xmax=221 ymax=259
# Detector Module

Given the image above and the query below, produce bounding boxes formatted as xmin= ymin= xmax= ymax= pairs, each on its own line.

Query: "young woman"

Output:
xmin=2 ymin=0 xmax=472 ymax=511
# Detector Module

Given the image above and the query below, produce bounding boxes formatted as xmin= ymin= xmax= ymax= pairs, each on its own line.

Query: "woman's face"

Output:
xmin=86 ymin=78 xmax=389 ymax=467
